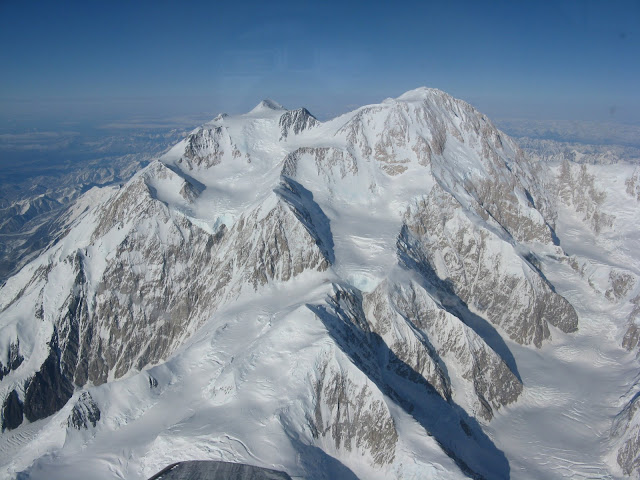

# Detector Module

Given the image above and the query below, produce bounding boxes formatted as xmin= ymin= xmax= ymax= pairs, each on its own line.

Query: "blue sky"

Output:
xmin=1 ymin=0 xmax=639 ymax=126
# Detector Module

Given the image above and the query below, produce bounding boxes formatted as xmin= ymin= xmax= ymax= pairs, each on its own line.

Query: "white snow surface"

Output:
xmin=0 ymin=88 xmax=639 ymax=479
xmin=484 ymin=162 xmax=640 ymax=479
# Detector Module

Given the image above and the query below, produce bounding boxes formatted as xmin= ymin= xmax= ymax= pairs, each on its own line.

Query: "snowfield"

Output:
xmin=0 ymin=88 xmax=639 ymax=479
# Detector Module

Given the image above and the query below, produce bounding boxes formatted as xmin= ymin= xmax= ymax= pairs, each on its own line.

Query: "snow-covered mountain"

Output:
xmin=0 ymin=125 xmax=192 ymax=285
xmin=0 ymin=88 xmax=639 ymax=479
xmin=0 ymin=153 xmax=154 ymax=284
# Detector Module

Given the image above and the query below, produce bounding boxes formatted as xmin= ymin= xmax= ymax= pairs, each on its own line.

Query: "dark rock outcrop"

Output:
xmin=0 ymin=340 xmax=24 ymax=381
xmin=23 ymin=339 xmax=74 ymax=422
xmin=148 ymin=460 xmax=292 ymax=480
xmin=278 ymin=108 xmax=318 ymax=140
xmin=68 ymin=392 xmax=100 ymax=429
xmin=1 ymin=389 xmax=23 ymax=431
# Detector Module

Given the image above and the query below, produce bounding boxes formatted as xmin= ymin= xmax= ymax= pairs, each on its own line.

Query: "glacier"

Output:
xmin=0 ymin=87 xmax=639 ymax=479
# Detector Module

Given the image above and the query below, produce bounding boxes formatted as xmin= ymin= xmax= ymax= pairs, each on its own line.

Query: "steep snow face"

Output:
xmin=279 ymin=89 xmax=573 ymax=347
xmin=323 ymin=88 xmax=557 ymax=243
xmin=249 ymin=99 xmax=287 ymax=115
xmin=0 ymin=87 xmax=603 ymax=479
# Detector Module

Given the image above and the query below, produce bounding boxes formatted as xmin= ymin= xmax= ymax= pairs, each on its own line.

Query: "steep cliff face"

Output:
xmin=612 ymin=387 xmax=640 ymax=477
xmin=279 ymin=90 xmax=577 ymax=349
xmin=626 ymin=168 xmax=640 ymax=201
xmin=279 ymin=108 xmax=319 ymax=140
xmin=398 ymin=184 xmax=577 ymax=347
xmin=0 ymin=88 xmax=590 ymax=480
xmin=555 ymin=160 xmax=615 ymax=233
xmin=181 ymin=126 xmax=242 ymax=169
xmin=328 ymin=89 xmax=558 ymax=244
xmin=364 ymin=279 xmax=522 ymax=420
xmin=303 ymin=283 xmax=511 ymax=479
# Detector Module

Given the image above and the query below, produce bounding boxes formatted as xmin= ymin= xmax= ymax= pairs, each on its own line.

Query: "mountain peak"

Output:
xmin=7 ymin=87 xmax=630 ymax=480
xmin=248 ymin=99 xmax=287 ymax=115
xmin=396 ymin=86 xmax=446 ymax=102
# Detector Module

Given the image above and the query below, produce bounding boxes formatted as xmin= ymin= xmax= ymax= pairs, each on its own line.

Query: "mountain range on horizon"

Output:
xmin=0 ymin=87 xmax=639 ymax=479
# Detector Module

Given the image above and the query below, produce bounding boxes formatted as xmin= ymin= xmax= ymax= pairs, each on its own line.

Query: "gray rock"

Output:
xmin=626 ymin=168 xmax=640 ymax=200
xmin=365 ymin=279 xmax=522 ymax=420
xmin=23 ymin=337 xmax=74 ymax=422
xmin=148 ymin=461 xmax=292 ymax=480
xmin=398 ymin=184 xmax=578 ymax=347
xmin=281 ymin=147 xmax=358 ymax=180
xmin=181 ymin=127 xmax=242 ymax=169
xmin=310 ymin=283 xmax=511 ymax=479
xmin=0 ymin=340 xmax=23 ymax=381
xmin=278 ymin=108 xmax=318 ymax=140
xmin=556 ymin=160 xmax=614 ymax=233
xmin=612 ymin=392 xmax=640 ymax=476
xmin=0 ymin=88 xmax=588 ymax=478
xmin=605 ymin=271 xmax=636 ymax=303
xmin=311 ymin=360 xmax=398 ymax=466
xmin=2 ymin=159 xmax=334 ymax=423
xmin=67 ymin=391 xmax=100 ymax=430
xmin=623 ymin=295 xmax=640 ymax=352
xmin=1 ymin=389 xmax=23 ymax=431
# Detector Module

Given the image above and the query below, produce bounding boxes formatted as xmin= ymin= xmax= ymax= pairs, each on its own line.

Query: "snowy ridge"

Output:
xmin=0 ymin=88 xmax=638 ymax=479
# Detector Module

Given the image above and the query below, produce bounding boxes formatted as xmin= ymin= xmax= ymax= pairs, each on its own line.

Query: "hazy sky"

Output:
xmin=1 ymin=0 xmax=639 ymax=126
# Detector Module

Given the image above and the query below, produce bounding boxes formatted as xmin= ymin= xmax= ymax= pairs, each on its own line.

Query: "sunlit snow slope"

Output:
xmin=0 ymin=88 xmax=638 ymax=479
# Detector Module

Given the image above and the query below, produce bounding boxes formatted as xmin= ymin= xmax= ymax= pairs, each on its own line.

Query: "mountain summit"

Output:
xmin=0 ymin=88 xmax=638 ymax=479
xmin=248 ymin=98 xmax=287 ymax=115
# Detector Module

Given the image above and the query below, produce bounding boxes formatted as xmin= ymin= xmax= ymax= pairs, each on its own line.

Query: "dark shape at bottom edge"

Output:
xmin=148 ymin=460 xmax=293 ymax=480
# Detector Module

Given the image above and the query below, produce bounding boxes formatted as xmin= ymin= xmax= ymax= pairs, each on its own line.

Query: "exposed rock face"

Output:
xmin=1 ymin=389 xmax=23 ymax=431
xmin=626 ymin=168 xmax=640 ymax=201
xmin=363 ymin=281 xmax=451 ymax=402
xmin=180 ymin=127 xmax=242 ymax=169
xmin=623 ymin=324 xmax=640 ymax=352
xmin=68 ymin=392 xmax=100 ymax=430
xmin=305 ymin=287 xmax=404 ymax=468
xmin=623 ymin=295 xmax=640 ymax=352
xmin=308 ymin=284 xmax=511 ymax=478
xmin=0 ymin=88 xmax=583 ymax=479
xmin=398 ymin=184 xmax=577 ymax=347
xmin=0 ymin=340 xmax=23 ymax=381
xmin=310 ymin=359 xmax=398 ymax=466
xmin=279 ymin=108 xmax=318 ymax=140
xmin=219 ymin=183 xmax=331 ymax=291
xmin=0 ymin=162 xmax=333 ymax=424
xmin=332 ymin=90 xmax=558 ymax=245
xmin=282 ymin=147 xmax=359 ymax=181
xmin=619 ymin=437 xmax=640 ymax=477
xmin=364 ymin=279 xmax=522 ymax=420
xmin=606 ymin=271 xmax=636 ymax=303
xmin=48 ymin=167 xmax=222 ymax=386
xmin=23 ymin=340 xmax=74 ymax=422
xmin=612 ymin=393 xmax=640 ymax=476
xmin=0 ymin=149 xmax=152 ymax=286
xmin=556 ymin=160 xmax=614 ymax=233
